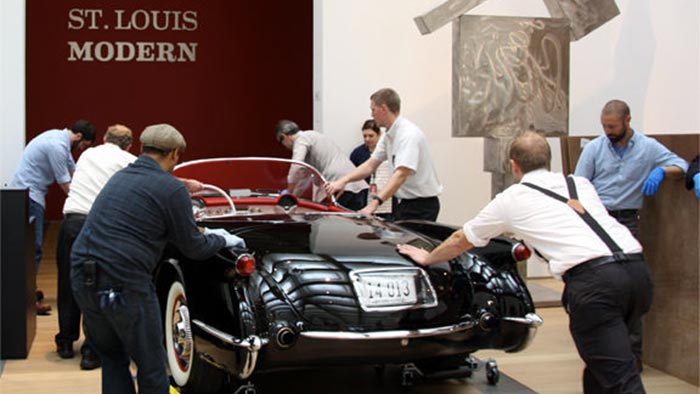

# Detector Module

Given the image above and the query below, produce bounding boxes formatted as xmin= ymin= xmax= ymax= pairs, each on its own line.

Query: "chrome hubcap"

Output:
xmin=171 ymin=299 xmax=192 ymax=371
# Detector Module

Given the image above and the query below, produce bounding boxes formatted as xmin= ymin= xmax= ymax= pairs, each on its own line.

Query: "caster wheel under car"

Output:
xmin=485 ymin=359 xmax=500 ymax=385
xmin=165 ymin=280 xmax=226 ymax=394
xmin=233 ymin=382 xmax=257 ymax=394
xmin=400 ymin=363 xmax=423 ymax=389
xmin=401 ymin=369 xmax=416 ymax=389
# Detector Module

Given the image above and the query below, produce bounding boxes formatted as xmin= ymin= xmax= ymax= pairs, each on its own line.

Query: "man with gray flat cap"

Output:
xmin=71 ymin=124 xmax=244 ymax=394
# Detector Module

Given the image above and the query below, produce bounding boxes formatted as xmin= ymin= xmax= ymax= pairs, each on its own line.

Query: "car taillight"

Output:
xmin=512 ymin=242 xmax=531 ymax=262
xmin=236 ymin=254 xmax=256 ymax=276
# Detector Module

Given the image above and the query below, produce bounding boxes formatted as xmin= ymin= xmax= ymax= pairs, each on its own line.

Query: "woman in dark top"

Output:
xmin=349 ymin=119 xmax=381 ymax=183
xmin=349 ymin=119 xmax=394 ymax=220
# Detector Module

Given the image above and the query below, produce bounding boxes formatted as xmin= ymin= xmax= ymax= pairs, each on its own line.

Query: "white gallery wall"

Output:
xmin=2 ymin=0 xmax=699 ymax=224
xmin=0 ymin=0 xmax=25 ymax=186
xmin=314 ymin=0 xmax=700 ymax=228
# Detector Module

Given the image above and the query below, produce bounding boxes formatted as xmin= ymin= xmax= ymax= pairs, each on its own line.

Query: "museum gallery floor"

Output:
xmin=0 ymin=223 xmax=696 ymax=394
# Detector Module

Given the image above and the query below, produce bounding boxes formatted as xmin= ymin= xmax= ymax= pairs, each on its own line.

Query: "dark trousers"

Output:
xmin=337 ymin=190 xmax=366 ymax=211
xmin=28 ymin=199 xmax=45 ymax=269
xmin=394 ymin=196 xmax=439 ymax=222
xmin=56 ymin=214 xmax=88 ymax=347
xmin=607 ymin=209 xmax=643 ymax=360
xmin=608 ymin=209 xmax=640 ymax=238
xmin=563 ymin=257 xmax=653 ymax=393
xmin=73 ymin=283 xmax=169 ymax=394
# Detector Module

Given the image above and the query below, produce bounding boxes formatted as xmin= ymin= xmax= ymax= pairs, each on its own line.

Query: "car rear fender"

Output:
xmin=393 ymin=219 xmax=458 ymax=242
xmin=154 ymin=258 xmax=186 ymax=310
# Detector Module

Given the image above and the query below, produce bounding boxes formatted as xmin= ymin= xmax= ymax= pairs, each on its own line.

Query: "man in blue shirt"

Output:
xmin=575 ymin=100 xmax=687 ymax=236
xmin=71 ymin=124 xmax=244 ymax=394
xmin=9 ymin=120 xmax=96 ymax=314
xmin=574 ymin=99 xmax=687 ymax=369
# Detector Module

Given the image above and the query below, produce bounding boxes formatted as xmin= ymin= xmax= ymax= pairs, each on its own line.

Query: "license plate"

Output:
xmin=351 ymin=268 xmax=430 ymax=311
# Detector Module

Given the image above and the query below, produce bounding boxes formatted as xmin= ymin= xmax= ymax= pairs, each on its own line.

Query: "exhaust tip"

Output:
xmin=479 ymin=312 xmax=497 ymax=331
xmin=274 ymin=324 xmax=297 ymax=349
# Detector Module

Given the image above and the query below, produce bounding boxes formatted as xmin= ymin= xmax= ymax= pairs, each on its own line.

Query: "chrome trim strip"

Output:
xmin=192 ymin=319 xmax=268 ymax=349
xmin=502 ymin=313 xmax=543 ymax=352
xmin=300 ymin=320 xmax=475 ymax=341
xmin=197 ymin=183 xmax=236 ymax=218
xmin=175 ymin=157 xmax=337 ymax=205
xmin=192 ymin=320 xmax=268 ymax=379
xmin=501 ymin=312 xmax=543 ymax=327
xmin=176 ymin=157 xmax=319 ymax=174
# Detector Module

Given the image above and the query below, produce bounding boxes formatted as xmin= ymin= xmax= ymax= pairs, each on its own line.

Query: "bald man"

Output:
xmin=399 ymin=131 xmax=651 ymax=393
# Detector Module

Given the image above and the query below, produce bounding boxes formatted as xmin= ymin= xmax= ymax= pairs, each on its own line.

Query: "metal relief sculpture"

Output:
xmin=414 ymin=0 xmax=619 ymax=195
xmin=453 ymin=15 xmax=570 ymax=138
xmin=542 ymin=0 xmax=620 ymax=41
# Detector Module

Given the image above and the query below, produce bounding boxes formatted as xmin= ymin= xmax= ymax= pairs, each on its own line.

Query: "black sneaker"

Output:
xmin=80 ymin=346 xmax=102 ymax=370
xmin=56 ymin=342 xmax=74 ymax=359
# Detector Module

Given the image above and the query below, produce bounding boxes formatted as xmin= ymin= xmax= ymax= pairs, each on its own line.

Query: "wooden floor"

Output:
xmin=0 ymin=223 xmax=697 ymax=393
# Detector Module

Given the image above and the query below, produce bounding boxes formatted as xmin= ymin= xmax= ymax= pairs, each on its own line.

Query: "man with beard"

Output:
xmin=574 ymin=99 xmax=686 ymax=370
xmin=575 ymin=100 xmax=686 ymax=235
xmin=9 ymin=119 xmax=96 ymax=315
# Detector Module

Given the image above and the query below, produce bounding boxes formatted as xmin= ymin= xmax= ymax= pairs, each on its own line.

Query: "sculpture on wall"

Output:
xmin=414 ymin=0 xmax=619 ymax=194
xmin=453 ymin=15 xmax=569 ymax=139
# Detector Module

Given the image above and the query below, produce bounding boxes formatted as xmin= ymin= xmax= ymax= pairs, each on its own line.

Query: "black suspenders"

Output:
xmin=522 ymin=175 xmax=626 ymax=260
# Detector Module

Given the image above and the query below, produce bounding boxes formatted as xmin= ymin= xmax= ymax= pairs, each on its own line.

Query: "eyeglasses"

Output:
xmin=277 ymin=133 xmax=285 ymax=144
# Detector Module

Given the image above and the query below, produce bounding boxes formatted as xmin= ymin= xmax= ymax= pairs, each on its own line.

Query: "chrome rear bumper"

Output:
xmin=300 ymin=320 xmax=476 ymax=341
xmin=502 ymin=312 xmax=543 ymax=352
xmin=193 ymin=312 xmax=542 ymax=376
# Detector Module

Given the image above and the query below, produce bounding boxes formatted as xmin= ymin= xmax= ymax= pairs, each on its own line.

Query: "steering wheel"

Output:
xmin=192 ymin=183 xmax=236 ymax=218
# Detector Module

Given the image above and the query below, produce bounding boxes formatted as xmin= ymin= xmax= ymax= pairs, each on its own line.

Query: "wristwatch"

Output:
xmin=371 ymin=195 xmax=384 ymax=205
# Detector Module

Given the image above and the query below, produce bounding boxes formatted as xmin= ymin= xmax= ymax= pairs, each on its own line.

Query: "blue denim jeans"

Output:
xmin=28 ymin=199 xmax=45 ymax=270
xmin=73 ymin=284 xmax=169 ymax=394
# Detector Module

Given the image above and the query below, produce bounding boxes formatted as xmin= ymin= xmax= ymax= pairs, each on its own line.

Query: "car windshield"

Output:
xmin=173 ymin=157 xmax=333 ymax=205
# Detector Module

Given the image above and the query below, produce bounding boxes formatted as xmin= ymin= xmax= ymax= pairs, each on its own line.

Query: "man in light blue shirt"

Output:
xmin=574 ymin=99 xmax=686 ymax=369
xmin=575 ymin=100 xmax=687 ymax=236
xmin=9 ymin=120 xmax=96 ymax=314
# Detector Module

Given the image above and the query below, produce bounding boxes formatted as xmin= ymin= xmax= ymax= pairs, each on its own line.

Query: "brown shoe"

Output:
xmin=37 ymin=300 xmax=52 ymax=315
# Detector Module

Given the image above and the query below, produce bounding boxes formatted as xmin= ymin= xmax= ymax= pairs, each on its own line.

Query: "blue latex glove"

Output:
xmin=694 ymin=173 xmax=699 ymax=199
xmin=642 ymin=167 xmax=665 ymax=196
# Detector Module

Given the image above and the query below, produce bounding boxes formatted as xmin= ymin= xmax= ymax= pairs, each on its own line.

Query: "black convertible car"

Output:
xmin=156 ymin=158 xmax=542 ymax=393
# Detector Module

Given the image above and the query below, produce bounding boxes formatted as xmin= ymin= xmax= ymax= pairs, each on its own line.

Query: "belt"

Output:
xmin=563 ymin=253 xmax=644 ymax=282
xmin=64 ymin=213 xmax=88 ymax=220
xmin=607 ymin=209 xmax=638 ymax=218
xmin=397 ymin=196 xmax=438 ymax=204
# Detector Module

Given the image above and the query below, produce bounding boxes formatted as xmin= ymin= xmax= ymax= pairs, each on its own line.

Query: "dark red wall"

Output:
xmin=26 ymin=0 xmax=312 ymax=219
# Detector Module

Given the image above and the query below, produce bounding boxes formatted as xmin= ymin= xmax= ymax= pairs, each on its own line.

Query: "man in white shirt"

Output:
xmin=398 ymin=131 xmax=651 ymax=394
xmin=326 ymin=88 xmax=442 ymax=221
xmin=55 ymin=124 xmax=135 ymax=368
